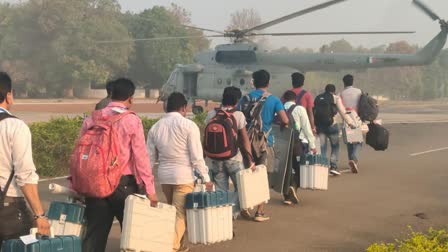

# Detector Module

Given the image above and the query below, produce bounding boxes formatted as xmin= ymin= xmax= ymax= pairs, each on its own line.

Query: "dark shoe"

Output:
xmin=288 ymin=186 xmax=299 ymax=204
xmin=254 ymin=212 xmax=270 ymax=222
xmin=349 ymin=160 xmax=358 ymax=174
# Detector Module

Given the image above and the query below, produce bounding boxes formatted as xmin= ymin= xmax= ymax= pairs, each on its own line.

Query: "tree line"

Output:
xmin=0 ymin=0 xmax=209 ymax=97
xmin=0 ymin=2 xmax=446 ymax=100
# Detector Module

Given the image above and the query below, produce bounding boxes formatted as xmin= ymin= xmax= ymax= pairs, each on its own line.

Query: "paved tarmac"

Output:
xmin=39 ymin=122 xmax=448 ymax=252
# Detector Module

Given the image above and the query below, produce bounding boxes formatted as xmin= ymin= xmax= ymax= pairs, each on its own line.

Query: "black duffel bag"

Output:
xmin=366 ymin=123 xmax=389 ymax=151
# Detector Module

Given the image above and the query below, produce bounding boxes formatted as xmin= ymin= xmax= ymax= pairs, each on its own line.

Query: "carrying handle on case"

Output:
xmin=131 ymin=194 xmax=162 ymax=209
xmin=194 ymin=171 xmax=215 ymax=192
xmin=195 ymin=181 xmax=215 ymax=192
xmin=30 ymin=227 xmax=54 ymax=239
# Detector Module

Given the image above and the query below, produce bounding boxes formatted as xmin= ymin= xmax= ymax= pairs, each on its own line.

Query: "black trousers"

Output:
xmin=0 ymin=199 xmax=33 ymax=246
xmin=82 ymin=175 xmax=138 ymax=252
xmin=284 ymin=144 xmax=309 ymax=200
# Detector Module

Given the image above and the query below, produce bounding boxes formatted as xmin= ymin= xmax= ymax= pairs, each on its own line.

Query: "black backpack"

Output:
xmin=366 ymin=123 xmax=389 ymax=151
xmin=313 ymin=92 xmax=337 ymax=128
xmin=204 ymin=109 xmax=238 ymax=160
xmin=358 ymin=93 xmax=379 ymax=122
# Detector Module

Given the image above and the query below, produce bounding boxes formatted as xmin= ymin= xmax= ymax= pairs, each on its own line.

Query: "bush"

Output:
xmin=30 ymin=117 xmax=84 ymax=177
xmin=367 ymin=228 xmax=448 ymax=252
xmin=191 ymin=112 xmax=207 ymax=133
xmin=141 ymin=117 xmax=160 ymax=138
xmin=29 ymin=113 xmax=206 ymax=177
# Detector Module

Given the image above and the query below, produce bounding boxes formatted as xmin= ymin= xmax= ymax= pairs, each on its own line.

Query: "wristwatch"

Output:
xmin=33 ymin=214 xmax=47 ymax=220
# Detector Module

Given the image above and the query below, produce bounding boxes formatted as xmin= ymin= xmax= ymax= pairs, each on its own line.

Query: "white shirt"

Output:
xmin=333 ymin=94 xmax=354 ymax=125
xmin=204 ymin=108 xmax=247 ymax=162
xmin=147 ymin=112 xmax=210 ymax=185
xmin=0 ymin=108 xmax=39 ymax=197
xmin=284 ymin=101 xmax=316 ymax=149
xmin=339 ymin=86 xmax=362 ymax=110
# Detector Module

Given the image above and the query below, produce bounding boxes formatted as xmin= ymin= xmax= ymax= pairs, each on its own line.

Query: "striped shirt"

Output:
xmin=0 ymin=108 xmax=39 ymax=197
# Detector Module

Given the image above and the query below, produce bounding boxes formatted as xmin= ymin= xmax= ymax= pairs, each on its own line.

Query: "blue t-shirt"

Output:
xmin=238 ymin=89 xmax=285 ymax=146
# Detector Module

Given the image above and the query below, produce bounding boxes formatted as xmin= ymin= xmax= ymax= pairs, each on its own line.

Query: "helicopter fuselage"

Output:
xmin=159 ymin=24 xmax=447 ymax=111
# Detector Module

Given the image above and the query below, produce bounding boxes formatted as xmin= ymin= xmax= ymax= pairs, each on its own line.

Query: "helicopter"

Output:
xmin=101 ymin=0 xmax=447 ymax=114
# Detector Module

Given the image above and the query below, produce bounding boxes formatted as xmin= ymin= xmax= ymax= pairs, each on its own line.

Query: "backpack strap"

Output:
xmin=287 ymin=104 xmax=297 ymax=128
xmin=252 ymin=92 xmax=271 ymax=117
xmin=0 ymin=111 xmax=17 ymax=121
xmin=296 ymin=90 xmax=307 ymax=105
xmin=287 ymin=104 xmax=297 ymax=115
xmin=0 ymin=112 xmax=18 ymax=203
xmin=1 ymin=171 xmax=15 ymax=205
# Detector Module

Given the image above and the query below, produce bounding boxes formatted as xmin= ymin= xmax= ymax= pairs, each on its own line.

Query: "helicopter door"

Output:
xmin=183 ymin=72 xmax=198 ymax=97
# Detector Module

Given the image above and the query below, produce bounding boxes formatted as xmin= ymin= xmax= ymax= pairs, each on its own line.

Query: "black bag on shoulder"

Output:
xmin=366 ymin=123 xmax=389 ymax=151
xmin=358 ymin=93 xmax=378 ymax=122
xmin=313 ymin=92 xmax=337 ymax=128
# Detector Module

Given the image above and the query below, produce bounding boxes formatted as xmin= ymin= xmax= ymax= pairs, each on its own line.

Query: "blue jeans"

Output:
xmin=209 ymin=159 xmax=243 ymax=218
xmin=318 ymin=124 xmax=340 ymax=169
xmin=347 ymin=143 xmax=362 ymax=161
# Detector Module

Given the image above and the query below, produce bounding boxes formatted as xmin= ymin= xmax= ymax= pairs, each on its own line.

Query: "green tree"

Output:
xmin=0 ymin=0 xmax=132 ymax=97
xmin=124 ymin=6 xmax=209 ymax=88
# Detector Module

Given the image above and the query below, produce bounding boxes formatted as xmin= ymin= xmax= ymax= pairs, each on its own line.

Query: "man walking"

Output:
xmin=281 ymin=90 xmax=316 ymax=205
xmin=239 ymin=69 xmax=289 ymax=222
xmin=204 ymin=87 xmax=255 ymax=219
xmin=290 ymin=72 xmax=316 ymax=134
xmin=315 ymin=84 xmax=355 ymax=175
xmin=147 ymin=92 xmax=213 ymax=252
xmin=79 ymin=78 xmax=158 ymax=252
xmin=0 ymin=72 xmax=50 ymax=244
xmin=339 ymin=75 xmax=363 ymax=173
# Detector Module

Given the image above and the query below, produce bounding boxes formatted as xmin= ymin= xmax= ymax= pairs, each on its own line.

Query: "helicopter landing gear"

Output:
xmin=192 ymin=105 xmax=203 ymax=115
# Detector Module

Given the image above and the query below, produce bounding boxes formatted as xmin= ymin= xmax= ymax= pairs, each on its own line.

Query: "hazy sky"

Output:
xmin=118 ymin=0 xmax=448 ymax=50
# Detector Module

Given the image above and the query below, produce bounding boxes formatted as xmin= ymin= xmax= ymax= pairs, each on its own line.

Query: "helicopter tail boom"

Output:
xmin=258 ymin=23 xmax=447 ymax=72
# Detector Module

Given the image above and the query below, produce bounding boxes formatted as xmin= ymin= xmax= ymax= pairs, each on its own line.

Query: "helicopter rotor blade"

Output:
xmin=182 ymin=25 xmax=226 ymax=35
xmin=121 ymin=14 xmax=225 ymax=35
xmin=96 ymin=35 xmax=225 ymax=44
xmin=412 ymin=0 xmax=440 ymax=21
xmin=250 ymin=31 xmax=416 ymax=37
xmin=242 ymin=0 xmax=347 ymax=34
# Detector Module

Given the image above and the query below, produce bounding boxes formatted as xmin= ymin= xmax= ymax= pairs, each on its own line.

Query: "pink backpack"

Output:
xmin=70 ymin=110 xmax=133 ymax=198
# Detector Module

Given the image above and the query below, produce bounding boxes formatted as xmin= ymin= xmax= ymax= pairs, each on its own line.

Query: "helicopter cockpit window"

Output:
xmin=215 ymin=51 xmax=256 ymax=64
xmin=240 ymin=79 xmax=245 ymax=86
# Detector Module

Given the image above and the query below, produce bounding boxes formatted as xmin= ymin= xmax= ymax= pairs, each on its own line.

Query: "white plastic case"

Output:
xmin=236 ymin=165 xmax=270 ymax=210
xmin=186 ymin=205 xmax=233 ymax=244
xmin=300 ymin=164 xmax=329 ymax=190
xmin=120 ymin=195 xmax=176 ymax=252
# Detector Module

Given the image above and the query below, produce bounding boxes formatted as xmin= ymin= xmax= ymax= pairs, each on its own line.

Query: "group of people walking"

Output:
xmin=0 ymin=69 xmax=365 ymax=252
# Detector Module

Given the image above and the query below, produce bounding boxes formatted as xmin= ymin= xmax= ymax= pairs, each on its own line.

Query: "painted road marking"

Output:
xmin=410 ymin=147 xmax=448 ymax=157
